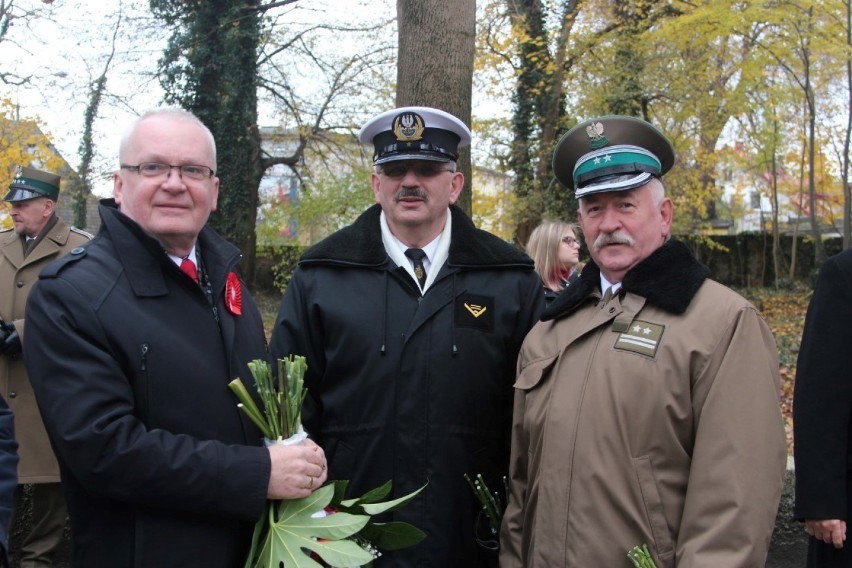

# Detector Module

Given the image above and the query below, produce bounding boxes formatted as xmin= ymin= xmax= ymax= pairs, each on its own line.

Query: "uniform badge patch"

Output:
xmin=393 ymin=112 xmax=425 ymax=142
xmin=585 ymin=121 xmax=609 ymax=149
xmin=614 ymin=320 xmax=664 ymax=358
xmin=455 ymin=294 xmax=494 ymax=332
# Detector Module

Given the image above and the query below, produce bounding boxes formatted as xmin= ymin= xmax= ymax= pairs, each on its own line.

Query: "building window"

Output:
xmin=750 ymin=191 xmax=761 ymax=209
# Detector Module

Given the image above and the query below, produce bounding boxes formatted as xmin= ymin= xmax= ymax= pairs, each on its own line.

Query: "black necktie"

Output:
xmin=24 ymin=237 xmax=37 ymax=257
xmin=404 ymin=248 xmax=427 ymax=289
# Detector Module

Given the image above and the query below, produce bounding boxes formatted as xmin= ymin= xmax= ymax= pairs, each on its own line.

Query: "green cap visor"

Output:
xmin=3 ymin=188 xmax=51 ymax=202
xmin=4 ymin=178 xmax=58 ymax=202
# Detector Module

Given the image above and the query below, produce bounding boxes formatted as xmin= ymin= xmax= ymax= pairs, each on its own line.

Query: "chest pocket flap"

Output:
xmin=514 ymin=354 xmax=558 ymax=391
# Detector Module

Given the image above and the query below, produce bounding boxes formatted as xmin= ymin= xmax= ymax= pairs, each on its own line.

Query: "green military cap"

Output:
xmin=3 ymin=165 xmax=61 ymax=202
xmin=358 ymin=106 xmax=472 ymax=165
xmin=552 ymin=115 xmax=675 ymax=199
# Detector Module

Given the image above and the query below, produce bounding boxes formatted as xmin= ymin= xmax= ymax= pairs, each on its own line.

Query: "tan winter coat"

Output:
xmin=500 ymin=240 xmax=787 ymax=568
xmin=0 ymin=217 xmax=91 ymax=482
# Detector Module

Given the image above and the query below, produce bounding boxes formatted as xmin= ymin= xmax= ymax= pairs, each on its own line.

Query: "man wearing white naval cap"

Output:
xmin=271 ymin=106 xmax=544 ymax=567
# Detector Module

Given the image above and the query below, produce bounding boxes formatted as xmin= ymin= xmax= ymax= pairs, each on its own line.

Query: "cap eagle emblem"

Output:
xmin=393 ymin=112 xmax=425 ymax=142
xmin=586 ymin=121 xmax=608 ymax=149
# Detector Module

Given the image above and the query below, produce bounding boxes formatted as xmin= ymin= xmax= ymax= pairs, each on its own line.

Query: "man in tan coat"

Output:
xmin=500 ymin=116 xmax=787 ymax=567
xmin=0 ymin=166 xmax=90 ymax=567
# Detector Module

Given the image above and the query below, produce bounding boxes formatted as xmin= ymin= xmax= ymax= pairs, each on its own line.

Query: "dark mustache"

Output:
xmin=394 ymin=187 xmax=429 ymax=202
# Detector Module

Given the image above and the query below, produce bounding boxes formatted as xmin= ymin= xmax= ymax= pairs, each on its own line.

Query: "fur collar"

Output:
xmin=542 ymin=238 xmax=710 ymax=321
xmin=300 ymin=204 xmax=533 ymax=269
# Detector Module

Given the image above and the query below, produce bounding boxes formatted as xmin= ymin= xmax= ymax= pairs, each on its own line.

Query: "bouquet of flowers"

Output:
xmin=230 ymin=356 xmax=426 ymax=568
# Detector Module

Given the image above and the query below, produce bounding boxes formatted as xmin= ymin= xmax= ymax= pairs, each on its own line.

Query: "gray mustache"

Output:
xmin=395 ymin=187 xmax=429 ymax=202
xmin=594 ymin=231 xmax=634 ymax=250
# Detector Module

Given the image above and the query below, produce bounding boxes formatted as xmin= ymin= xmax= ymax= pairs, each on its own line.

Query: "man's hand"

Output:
xmin=0 ymin=321 xmax=20 ymax=357
xmin=267 ymin=438 xmax=328 ymax=500
xmin=805 ymin=519 xmax=847 ymax=548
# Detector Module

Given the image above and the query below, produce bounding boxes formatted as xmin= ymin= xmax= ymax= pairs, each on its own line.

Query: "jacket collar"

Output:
xmin=542 ymin=238 xmax=710 ymax=321
xmin=97 ymin=198 xmax=241 ymax=297
xmin=300 ymin=203 xmax=533 ymax=269
xmin=1 ymin=215 xmax=73 ymax=268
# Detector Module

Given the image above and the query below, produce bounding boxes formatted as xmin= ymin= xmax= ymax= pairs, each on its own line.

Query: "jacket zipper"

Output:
xmin=138 ymin=343 xmax=150 ymax=423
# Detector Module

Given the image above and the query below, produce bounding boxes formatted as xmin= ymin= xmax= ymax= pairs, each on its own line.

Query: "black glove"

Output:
xmin=0 ymin=320 xmax=20 ymax=357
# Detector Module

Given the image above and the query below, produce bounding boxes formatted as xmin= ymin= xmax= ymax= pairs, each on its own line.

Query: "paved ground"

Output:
xmin=767 ymin=466 xmax=809 ymax=568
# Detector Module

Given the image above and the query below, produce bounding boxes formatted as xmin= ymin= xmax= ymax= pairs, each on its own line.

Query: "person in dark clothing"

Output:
xmin=269 ymin=106 xmax=545 ymax=567
xmin=0 ymin=394 xmax=18 ymax=568
xmin=23 ymin=108 xmax=327 ymax=568
xmin=794 ymin=248 xmax=852 ymax=567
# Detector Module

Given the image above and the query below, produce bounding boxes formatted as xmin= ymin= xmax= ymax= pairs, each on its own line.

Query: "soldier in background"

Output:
xmin=0 ymin=167 xmax=90 ymax=567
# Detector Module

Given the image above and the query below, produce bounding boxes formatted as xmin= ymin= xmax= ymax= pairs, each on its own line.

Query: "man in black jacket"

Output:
xmin=270 ymin=106 xmax=545 ymax=567
xmin=23 ymin=108 xmax=327 ymax=568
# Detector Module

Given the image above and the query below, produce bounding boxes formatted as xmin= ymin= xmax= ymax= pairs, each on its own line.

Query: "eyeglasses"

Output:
xmin=379 ymin=162 xmax=455 ymax=179
xmin=562 ymin=236 xmax=581 ymax=247
xmin=121 ymin=162 xmax=215 ymax=181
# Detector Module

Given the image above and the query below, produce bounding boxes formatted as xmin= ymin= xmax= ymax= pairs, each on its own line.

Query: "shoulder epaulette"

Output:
xmin=40 ymin=246 xmax=88 ymax=279
xmin=70 ymin=227 xmax=94 ymax=239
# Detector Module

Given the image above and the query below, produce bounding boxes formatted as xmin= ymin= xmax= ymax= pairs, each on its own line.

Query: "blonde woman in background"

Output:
xmin=526 ymin=220 xmax=583 ymax=305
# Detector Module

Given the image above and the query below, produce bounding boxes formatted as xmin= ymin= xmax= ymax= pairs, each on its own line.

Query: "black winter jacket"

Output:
xmin=24 ymin=200 xmax=270 ymax=568
xmin=794 ymin=248 xmax=852 ymax=567
xmin=270 ymin=204 xmax=544 ymax=567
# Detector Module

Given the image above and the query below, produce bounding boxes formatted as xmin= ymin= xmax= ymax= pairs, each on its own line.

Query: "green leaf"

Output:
xmin=360 ymin=484 xmax=427 ymax=515
xmin=340 ymin=479 xmax=392 ymax=507
xmin=255 ymin=485 xmax=374 ymax=568
xmin=276 ymin=485 xmax=334 ymax=524
xmin=359 ymin=521 xmax=426 ymax=551
xmin=299 ymin=538 xmax=376 ymax=568
xmin=244 ymin=509 xmax=267 ymax=568
xmin=329 ymin=479 xmax=350 ymax=505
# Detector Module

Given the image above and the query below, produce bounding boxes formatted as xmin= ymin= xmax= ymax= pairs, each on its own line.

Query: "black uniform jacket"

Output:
xmin=270 ymin=204 xmax=545 ymax=567
xmin=24 ymin=200 xmax=271 ymax=568
xmin=794 ymin=249 xmax=852 ymax=567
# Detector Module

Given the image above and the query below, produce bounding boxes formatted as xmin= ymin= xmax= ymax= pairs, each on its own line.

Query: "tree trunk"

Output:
xmin=508 ymin=0 xmax=549 ymax=245
xmin=152 ymin=0 xmax=262 ymax=284
xmin=806 ymin=85 xmax=825 ymax=265
xmin=396 ymin=0 xmax=475 ymax=216
xmin=789 ymin=126 xmax=808 ymax=281
xmin=771 ymin=120 xmax=782 ymax=288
